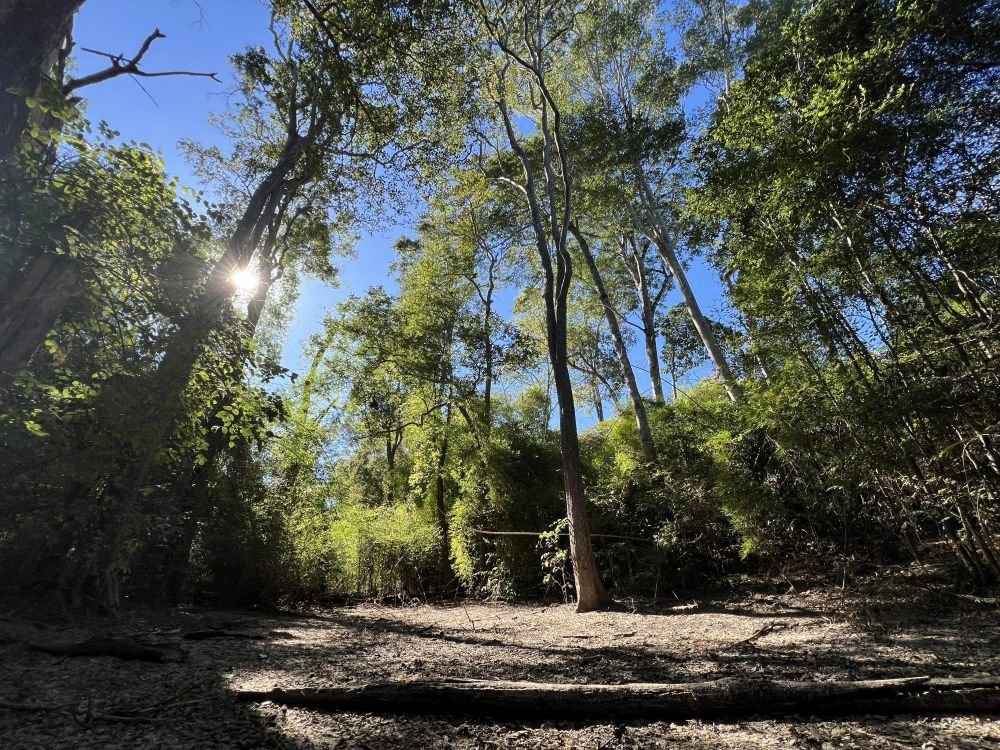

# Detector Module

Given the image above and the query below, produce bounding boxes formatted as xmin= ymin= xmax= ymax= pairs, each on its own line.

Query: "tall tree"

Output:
xmin=471 ymin=0 xmax=611 ymax=612
xmin=569 ymin=0 xmax=743 ymax=401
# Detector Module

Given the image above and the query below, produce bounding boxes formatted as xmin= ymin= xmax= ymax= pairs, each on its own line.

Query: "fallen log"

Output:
xmin=182 ymin=630 xmax=266 ymax=641
xmin=29 ymin=636 xmax=184 ymax=662
xmin=234 ymin=676 xmax=1000 ymax=720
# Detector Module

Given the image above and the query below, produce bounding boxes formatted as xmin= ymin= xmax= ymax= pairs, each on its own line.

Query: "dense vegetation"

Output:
xmin=0 ymin=0 xmax=997 ymax=613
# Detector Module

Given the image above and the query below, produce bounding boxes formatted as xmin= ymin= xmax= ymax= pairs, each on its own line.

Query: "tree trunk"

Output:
xmin=592 ymin=379 xmax=604 ymax=422
xmin=235 ymin=676 xmax=1000 ymax=719
xmin=0 ymin=250 xmax=77 ymax=389
xmin=0 ymin=0 xmax=83 ymax=163
xmin=636 ymin=176 xmax=742 ymax=402
xmin=570 ymin=223 xmax=656 ymax=462
xmin=652 ymin=233 xmax=741 ymax=402
xmin=639 ymin=287 xmax=665 ymax=405
xmin=620 ymin=234 xmax=666 ymax=405
xmin=551 ymin=329 xmax=610 ymax=613
xmin=493 ymin=81 xmax=610 ymax=613
xmin=435 ymin=404 xmax=452 ymax=585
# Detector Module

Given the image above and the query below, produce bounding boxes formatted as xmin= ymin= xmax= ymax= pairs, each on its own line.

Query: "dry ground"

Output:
xmin=2 ymin=580 xmax=1000 ymax=748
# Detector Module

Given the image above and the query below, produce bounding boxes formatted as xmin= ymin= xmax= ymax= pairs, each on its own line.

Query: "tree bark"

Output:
xmin=638 ymin=275 xmax=666 ymax=405
xmin=651 ymin=231 xmax=742 ymax=402
xmin=434 ymin=403 xmax=452 ymax=584
xmin=492 ymin=55 xmax=610 ymax=613
xmin=0 ymin=250 xmax=78 ymax=389
xmin=234 ymin=676 xmax=1000 ymax=719
xmin=0 ymin=0 xmax=83 ymax=163
xmin=592 ymin=378 xmax=604 ymax=422
xmin=619 ymin=234 xmax=667 ymax=404
xmin=636 ymin=176 xmax=742 ymax=402
xmin=570 ymin=223 xmax=656 ymax=462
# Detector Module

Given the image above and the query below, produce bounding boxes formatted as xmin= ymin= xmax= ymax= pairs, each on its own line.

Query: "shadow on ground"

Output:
xmin=1 ymin=583 xmax=998 ymax=748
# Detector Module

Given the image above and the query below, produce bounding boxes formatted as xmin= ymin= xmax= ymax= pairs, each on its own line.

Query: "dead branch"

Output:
xmin=63 ymin=29 xmax=220 ymax=95
xmin=234 ymin=676 xmax=1000 ymax=720
xmin=28 ymin=635 xmax=185 ymax=662
xmin=726 ymin=622 xmax=789 ymax=649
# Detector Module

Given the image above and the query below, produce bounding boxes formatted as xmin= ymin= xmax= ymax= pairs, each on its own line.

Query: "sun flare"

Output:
xmin=230 ymin=267 xmax=260 ymax=294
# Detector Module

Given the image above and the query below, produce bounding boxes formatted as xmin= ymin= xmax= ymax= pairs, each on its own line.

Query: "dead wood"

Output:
xmin=234 ymin=676 xmax=1000 ymax=720
xmin=182 ymin=630 xmax=266 ymax=641
xmin=727 ymin=622 xmax=789 ymax=649
xmin=28 ymin=636 xmax=184 ymax=662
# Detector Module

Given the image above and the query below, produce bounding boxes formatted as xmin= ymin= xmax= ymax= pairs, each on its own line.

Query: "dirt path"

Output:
xmin=2 ymin=586 xmax=999 ymax=748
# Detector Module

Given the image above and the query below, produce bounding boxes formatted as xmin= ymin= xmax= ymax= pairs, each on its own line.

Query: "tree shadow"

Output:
xmin=3 ymin=590 xmax=998 ymax=749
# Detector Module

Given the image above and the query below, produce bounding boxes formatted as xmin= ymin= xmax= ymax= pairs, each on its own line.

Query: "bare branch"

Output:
xmin=64 ymin=29 xmax=220 ymax=95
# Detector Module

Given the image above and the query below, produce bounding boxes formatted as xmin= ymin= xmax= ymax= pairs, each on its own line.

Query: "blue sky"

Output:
xmin=72 ymin=0 xmax=727 ymax=417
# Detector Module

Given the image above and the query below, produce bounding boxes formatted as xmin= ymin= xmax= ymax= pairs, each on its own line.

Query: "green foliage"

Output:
xmin=328 ymin=501 xmax=442 ymax=598
xmin=538 ymin=518 xmax=573 ymax=601
xmin=581 ymin=386 xmax=741 ymax=591
xmin=3 ymin=0 xmax=998 ymax=612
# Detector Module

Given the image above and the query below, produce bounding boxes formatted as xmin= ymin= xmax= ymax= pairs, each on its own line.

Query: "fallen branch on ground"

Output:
xmin=182 ymin=630 xmax=266 ymax=641
xmin=234 ymin=676 xmax=1000 ymax=720
xmin=726 ymin=622 xmax=789 ymax=649
xmin=28 ymin=636 xmax=184 ymax=662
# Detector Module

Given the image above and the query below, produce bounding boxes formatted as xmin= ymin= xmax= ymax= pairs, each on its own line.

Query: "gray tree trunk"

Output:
xmin=637 ymin=176 xmax=742 ymax=402
xmin=570 ymin=223 xmax=656 ymax=462
xmin=0 ymin=0 xmax=83 ymax=163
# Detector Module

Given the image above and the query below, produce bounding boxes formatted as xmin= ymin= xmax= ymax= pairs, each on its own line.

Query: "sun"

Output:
xmin=230 ymin=267 xmax=259 ymax=294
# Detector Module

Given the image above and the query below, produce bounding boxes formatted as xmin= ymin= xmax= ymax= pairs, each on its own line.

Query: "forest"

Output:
xmin=1 ymin=0 xmax=999 ymax=747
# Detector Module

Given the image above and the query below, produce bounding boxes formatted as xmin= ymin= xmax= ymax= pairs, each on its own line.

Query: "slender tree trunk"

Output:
xmin=570 ymin=223 xmax=656 ymax=462
xmin=0 ymin=0 xmax=83 ymax=163
xmin=482 ymin=258 xmax=496 ymax=433
xmin=435 ymin=404 xmax=452 ymax=585
xmin=592 ymin=379 xmax=605 ymax=422
xmin=639 ymin=285 xmax=665 ymax=405
xmin=620 ymin=235 xmax=666 ymax=405
xmin=652 ymin=233 xmax=741 ymax=402
xmin=491 ymin=41 xmax=609 ymax=612
xmin=637 ymin=175 xmax=742 ymax=401
xmin=551 ymin=324 xmax=609 ymax=612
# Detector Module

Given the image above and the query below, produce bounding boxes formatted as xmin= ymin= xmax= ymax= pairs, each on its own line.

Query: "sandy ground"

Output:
xmin=2 ymin=582 xmax=1000 ymax=748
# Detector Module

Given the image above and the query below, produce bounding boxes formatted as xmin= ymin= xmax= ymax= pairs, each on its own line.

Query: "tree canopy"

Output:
xmin=0 ymin=0 xmax=997 ymax=613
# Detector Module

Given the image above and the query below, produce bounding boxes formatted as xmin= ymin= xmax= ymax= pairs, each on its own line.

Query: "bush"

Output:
xmin=328 ymin=501 xmax=441 ymax=598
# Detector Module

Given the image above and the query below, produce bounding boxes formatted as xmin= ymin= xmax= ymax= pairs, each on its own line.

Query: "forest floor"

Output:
xmin=2 ymin=569 xmax=1000 ymax=749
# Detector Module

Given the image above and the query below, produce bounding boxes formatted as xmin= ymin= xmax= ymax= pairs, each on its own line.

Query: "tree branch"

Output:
xmin=64 ymin=29 xmax=220 ymax=95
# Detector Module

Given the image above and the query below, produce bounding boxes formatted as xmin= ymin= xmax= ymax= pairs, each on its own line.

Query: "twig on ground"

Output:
xmin=727 ymin=621 xmax=789 ymax=649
